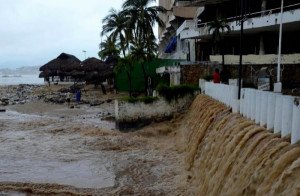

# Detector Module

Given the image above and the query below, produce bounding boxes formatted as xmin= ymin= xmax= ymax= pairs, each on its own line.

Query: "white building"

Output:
xmin=158 ymin=0 xmax=300 ymax=88
xmin=158 ymin=0 xmax=203 ymax=62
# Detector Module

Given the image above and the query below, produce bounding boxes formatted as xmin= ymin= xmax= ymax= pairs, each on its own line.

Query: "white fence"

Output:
xmin=204 ymin=82 xmax=300 ymax=144
xmin=204 ymin=82 xmax=240 ymax=113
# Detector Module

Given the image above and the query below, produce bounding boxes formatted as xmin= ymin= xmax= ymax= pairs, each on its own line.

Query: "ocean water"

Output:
xmin=0 ymin=74 xmax=44 ymax=85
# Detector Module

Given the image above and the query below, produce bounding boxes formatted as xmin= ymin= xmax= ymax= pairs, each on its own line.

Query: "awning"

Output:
xmin=164 ymin=36 xmax=177 ymax=53
xmin=173 ymin=6 xmax=199 ymax=18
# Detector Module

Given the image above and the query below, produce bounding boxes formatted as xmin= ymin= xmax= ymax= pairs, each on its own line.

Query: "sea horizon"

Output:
xmin=0 ymin=66 xmax=43 ymax=85
xmin=0 ymin=74 xmax=44 ymax=86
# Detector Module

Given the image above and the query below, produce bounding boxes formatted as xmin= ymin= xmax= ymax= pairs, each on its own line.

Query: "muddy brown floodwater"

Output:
xmin=182 ymin=95 xmax=300 ymax=195
xmin=0 ymin=100 xmax=186 ymax=195
xmin=4 ymin=90 xmax=300 ymax=195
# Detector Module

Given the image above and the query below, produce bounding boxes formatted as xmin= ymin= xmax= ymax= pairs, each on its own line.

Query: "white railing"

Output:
xmin=179 ymin=4 xmax=300 ymax=40
xmin=204 ymin=82 xmax=300 ymax=144
xmin=204 ymin=82 xmax=239 ymax=113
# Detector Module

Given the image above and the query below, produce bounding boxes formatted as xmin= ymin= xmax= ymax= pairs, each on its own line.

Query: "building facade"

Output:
xmin=158 ymin=0 xmax=300 ymax=88
xmin=158 ymin=0 xmax=203 ymax=61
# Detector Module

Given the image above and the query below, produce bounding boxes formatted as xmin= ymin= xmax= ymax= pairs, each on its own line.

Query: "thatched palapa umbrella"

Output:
xmin=39 ymin=53 xmax=82 ymax=83
xmin=81 ymin=57 xmax=113 ymax=80
xmin=38 ymin=69 xmax=57 ymax=78
xmin=81 ymin=57 xmax=114 ymax=94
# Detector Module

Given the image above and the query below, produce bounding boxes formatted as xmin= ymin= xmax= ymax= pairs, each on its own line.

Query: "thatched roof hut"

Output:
xmin=38 ymin=69 xmax=56 ymax=78
xmin=39 ymin=54 xmax=114 ymax=86
xmin=39 ymin=53 xmax=82 ymax=73
xmin=81 ymin=57 xmax=113 ymax=78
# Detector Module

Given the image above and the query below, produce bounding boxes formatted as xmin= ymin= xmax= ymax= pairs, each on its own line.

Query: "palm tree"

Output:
xmin=123 ymin=0 xmax=165 ymax=44
xmin=122 ymin=0 xmax=165 ymax=94
xmin=98 ymin=36 xmax=120 ymax=61
xmin=208 ymin=18 xmax=231 ymax=67
xmin=101 ymin=9 xmax=131 ymax=57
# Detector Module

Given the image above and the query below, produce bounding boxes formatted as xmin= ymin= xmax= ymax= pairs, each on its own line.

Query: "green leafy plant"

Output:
xmin=156 ymin=84 xmax=198 ymax=103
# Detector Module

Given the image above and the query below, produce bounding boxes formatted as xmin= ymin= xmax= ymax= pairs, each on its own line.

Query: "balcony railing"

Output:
xmin=197 ymin=2 xmax=300 ymax=28
xmin=177 ymin=20 xmax=196 ymax=35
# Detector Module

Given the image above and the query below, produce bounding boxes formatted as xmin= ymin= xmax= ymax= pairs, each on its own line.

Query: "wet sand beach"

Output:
xmin=0 ymin=85 xmax=186 ymax=195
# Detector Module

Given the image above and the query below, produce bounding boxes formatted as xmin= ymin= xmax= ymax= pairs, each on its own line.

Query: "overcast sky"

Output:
xmin=0 ymin=0 xmax=157 ymax=69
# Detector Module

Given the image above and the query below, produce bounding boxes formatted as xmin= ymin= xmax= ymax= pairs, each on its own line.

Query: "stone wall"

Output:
xmin=180 ymin=62 xmax=300 ymax=90
xmin=115 ymin=96 xmax=194 ymax=130
xmin=228 ymin=64 xmax=300 ymax=89
xmin=180 ymin=64 xmax=210 ymax=85
xmin=210 ymin=54 xmax=300 ymax=65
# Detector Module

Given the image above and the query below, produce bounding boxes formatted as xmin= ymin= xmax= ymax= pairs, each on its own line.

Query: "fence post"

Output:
xmin=292 ymin=97 xmax=300 ymax=144
xmin=260 ymin=91 xmax=269 ymax=127
xmin=255 ymin=91 xmax=262 ymax=124
xmin=250 ymin=89 xmax=256 ymax=121
xmin=205 ymin=82 xmax=209 ymax=96
xmin=243 ymin=89 xmax=248 ymax=117
xmin=245 ymin=89 xmax=253 ymax=119
xmin=231 ymin=85 xmax=239 ymax=113
xmin=240 ymin=88 xmax=245 ymax=115
xmin=199 ymin=79 xmax=206 ymax=94
xmin=274 ymin=94 xmax=283 ymax=134
xmin=267 ymin=92 xmax=276 ymax=131
xmin=281 ymin=95 xmax=294 ymax=137
xmin=226 ymin=84 xmax=231 ymax=106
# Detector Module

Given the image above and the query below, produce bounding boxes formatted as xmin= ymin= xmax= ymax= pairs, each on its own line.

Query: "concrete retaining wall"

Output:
xmin=115 ymin=96 xmax=194 ymax=130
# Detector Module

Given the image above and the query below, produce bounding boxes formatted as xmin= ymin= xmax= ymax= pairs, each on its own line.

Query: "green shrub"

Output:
xmin=156 ymin=84 xmax=198 ymax=103
xmin=203 ymin=74 xmax=213 ymax=81
xmin=121 ymin=96 xmax=158 ymax=104
xmin=140 ymin=96 xmax=158 ymax=104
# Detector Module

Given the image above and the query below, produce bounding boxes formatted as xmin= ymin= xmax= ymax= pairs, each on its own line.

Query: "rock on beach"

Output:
xmin=0 ymin=84 xmax=42 ymax=105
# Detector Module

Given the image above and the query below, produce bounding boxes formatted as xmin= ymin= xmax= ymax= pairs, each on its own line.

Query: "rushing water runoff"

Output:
xmin=182 ymin=95 xmax=300 ymax=195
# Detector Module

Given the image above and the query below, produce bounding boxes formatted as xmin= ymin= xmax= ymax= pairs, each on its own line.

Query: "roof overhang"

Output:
xmin=173 ymin=6 xmax=199 ymax=18
xmin=187 ymin=0 xmax=230 ymax=6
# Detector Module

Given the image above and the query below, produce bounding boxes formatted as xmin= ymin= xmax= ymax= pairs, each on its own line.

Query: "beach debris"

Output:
xmin=0 ymin=84 xmax=42 ymax=105
xmin=0 ymin=98 xmax=9 ymax=106
xmin=90 ymin=100 xmax=105 ymax=106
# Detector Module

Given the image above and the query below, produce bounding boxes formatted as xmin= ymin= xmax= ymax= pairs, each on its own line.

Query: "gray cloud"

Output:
xmin=0 ymin=0 xmax=123 ymax=68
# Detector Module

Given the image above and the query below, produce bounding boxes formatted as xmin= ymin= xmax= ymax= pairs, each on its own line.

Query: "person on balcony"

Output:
xmin=220 ymin=65 xmax=231 ymax=84
xmin=213 ymin=68 xmax=221 ymax=83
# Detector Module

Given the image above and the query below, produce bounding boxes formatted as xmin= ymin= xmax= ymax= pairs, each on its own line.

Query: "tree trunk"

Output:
xmin=100 ymin=83 xmax=107 ymax=95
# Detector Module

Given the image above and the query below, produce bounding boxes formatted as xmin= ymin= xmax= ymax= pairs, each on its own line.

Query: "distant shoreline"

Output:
xmin=0 ymin=74 xmax=44 ymax=86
